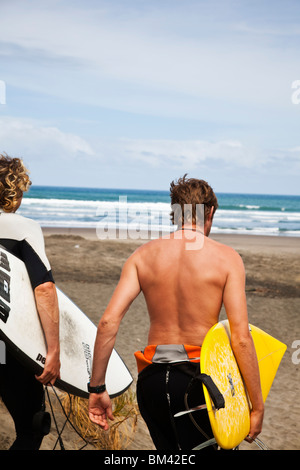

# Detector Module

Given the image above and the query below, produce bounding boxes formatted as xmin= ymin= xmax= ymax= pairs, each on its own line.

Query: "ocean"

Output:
xmin=19 ymin=186 xmax=300 ymax=237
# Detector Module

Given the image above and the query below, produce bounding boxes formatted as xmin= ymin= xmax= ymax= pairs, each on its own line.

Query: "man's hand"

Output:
xmin=35 ymin=351 xmax=61 ymax=385
xmin=245 ymin=408 xmax=264 ymax=443
xmin=89 ymin=391 xmax=114 ymax=431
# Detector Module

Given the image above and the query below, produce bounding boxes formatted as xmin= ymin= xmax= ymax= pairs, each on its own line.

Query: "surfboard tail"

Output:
xmin=200 ymin=320 xmax=287 ymax=449
xmin=249 ymin=324 xmax=287 ymax=402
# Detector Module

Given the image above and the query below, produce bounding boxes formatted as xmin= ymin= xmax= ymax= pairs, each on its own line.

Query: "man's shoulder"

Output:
xmin=13 ymin=212 xmax=40 ymax=229
xmin=128 ymin=238 xmax=163 ymax=265
xmin=130 ymin=238 xmax=158 ymax=257
xmin=207 ymin=236 xmax=243 ymax=262
xmin=1 ymin=212 xmax=42 ymax=235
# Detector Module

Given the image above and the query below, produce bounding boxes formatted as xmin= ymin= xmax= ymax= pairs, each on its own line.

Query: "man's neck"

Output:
xmin=180 ymin=224 xmax=210 ymax=237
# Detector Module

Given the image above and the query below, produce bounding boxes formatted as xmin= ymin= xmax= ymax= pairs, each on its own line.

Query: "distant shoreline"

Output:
xmin=42 ymin=226 xmax=300 ymax=254
xmin=21 ymin=187 xmax=300 ymax=238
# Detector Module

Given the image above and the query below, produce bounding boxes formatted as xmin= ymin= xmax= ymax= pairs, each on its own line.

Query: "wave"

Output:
xmin=23 ymin=196 xmax=299 ymax=216
xmin=19 ymin=191 xmax=300 ymax=237
xmin=221 ymin=204 xmax=296 ymax=212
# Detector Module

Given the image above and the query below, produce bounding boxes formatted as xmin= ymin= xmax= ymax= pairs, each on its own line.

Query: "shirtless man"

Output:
xmin=88 ymin=175 xmax=264 ymax=450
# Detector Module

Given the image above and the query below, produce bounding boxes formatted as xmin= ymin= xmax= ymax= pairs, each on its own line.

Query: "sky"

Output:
xmin=0 ymin=0 xmax=300 ymax=195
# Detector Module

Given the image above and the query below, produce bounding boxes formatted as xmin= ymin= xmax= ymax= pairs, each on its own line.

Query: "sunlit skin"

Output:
xmin=11 ymin=194 xmax=60 ymax=385
xmin=89 ymin=209 xmax=264 ymax=440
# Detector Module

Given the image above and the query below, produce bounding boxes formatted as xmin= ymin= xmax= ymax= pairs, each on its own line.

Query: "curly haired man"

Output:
xmin=0 ymin=154 xmax=60 ymax=450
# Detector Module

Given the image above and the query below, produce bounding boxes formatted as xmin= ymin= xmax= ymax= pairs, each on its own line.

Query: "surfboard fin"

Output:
xmin=193 ymin=438 xmax=217 ymax=450
xmin=253 ymin=438 xmax=270 ymax=450
xmin=174 ymin=403 xmax=207 ymax=418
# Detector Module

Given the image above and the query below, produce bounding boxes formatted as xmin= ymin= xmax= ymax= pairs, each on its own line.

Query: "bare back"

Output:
xmin=134 ymin=231 xmax=240 ymax=346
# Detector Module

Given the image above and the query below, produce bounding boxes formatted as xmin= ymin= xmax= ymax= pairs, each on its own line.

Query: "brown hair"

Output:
xmin=0 ymin=154 xmax=31 ymax=212
xmin=170 ymin=174 xmax=218 ymax=226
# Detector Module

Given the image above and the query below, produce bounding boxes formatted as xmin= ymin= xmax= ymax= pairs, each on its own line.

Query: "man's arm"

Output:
xmin=89 ymin=254 xmax=141 ymax=430
xmin=21 ymin=223 xmax=60 ymax=385
xmin=223 ymin=250 xmax=264 ymax=442
xmin=34 ymin=281 xmax=60 ymax=385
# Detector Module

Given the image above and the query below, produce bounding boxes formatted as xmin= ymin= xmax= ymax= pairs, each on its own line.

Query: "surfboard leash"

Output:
xmin=45 ymin=385 xmax=88 ymax=450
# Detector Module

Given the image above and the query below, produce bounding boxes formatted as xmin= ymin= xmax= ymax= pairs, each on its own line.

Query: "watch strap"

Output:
xmin=87 ymin=382 xmax=106 ymax=394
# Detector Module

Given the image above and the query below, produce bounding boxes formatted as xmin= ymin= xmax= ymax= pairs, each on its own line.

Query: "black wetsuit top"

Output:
xmin=0 ymin=210 xmax=54 ymax=450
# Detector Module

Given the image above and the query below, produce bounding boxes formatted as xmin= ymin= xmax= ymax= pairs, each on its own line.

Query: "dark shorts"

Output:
xmin=0 ymin=346 xmax=45 ymax=450
xmin=136 ymin=361 xmax=216 ymax=451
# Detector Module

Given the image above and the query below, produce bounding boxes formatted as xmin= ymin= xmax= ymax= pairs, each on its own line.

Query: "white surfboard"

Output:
xmin=0 ymin=245 xmax=133 ymax=398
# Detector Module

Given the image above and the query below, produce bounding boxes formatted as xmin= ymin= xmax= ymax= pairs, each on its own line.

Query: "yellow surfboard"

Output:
xmin=200 ymin=320 xmax=286 ymax=449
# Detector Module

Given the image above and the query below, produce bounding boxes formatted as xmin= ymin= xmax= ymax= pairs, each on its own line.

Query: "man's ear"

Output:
xmin=209 ymin=206 xmax=214 ymax=221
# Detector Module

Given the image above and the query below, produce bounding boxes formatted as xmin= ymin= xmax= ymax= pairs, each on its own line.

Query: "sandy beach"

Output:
xmin=0 ymin=230 xmax=299 ymax=451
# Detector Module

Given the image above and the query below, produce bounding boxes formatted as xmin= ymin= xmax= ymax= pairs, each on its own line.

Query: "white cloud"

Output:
xmin=0 ymin=115 xmax=298 ymax=192
xmin=92 ymin=137 xmax=300 ymax=175
xmin=0 ymin=117 xmax=95 ymax=160
xmin=0 ymin=1 xmax=299 ymax=193
xmin=1 ymin=116 xmax=297 ymax=174
xmin=114 ymin=138 xmax=258 ymax=168
xmin=1 ymin=0 xmax=299 ymax=116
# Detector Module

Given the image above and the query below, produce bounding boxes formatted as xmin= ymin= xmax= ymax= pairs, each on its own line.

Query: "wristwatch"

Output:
xmin=87 ymin=382 xmax=106 ymax=394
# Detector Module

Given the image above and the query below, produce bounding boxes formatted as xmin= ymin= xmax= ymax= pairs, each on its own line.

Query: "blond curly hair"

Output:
xmin=0 ymin=154 xmax=31 ymax=212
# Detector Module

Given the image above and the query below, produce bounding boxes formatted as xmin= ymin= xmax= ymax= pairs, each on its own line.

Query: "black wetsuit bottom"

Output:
xmin=0 ymin=347 xmax=45 ymax=450
xmin=136 ymin=362 xmax=216 ymax=451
